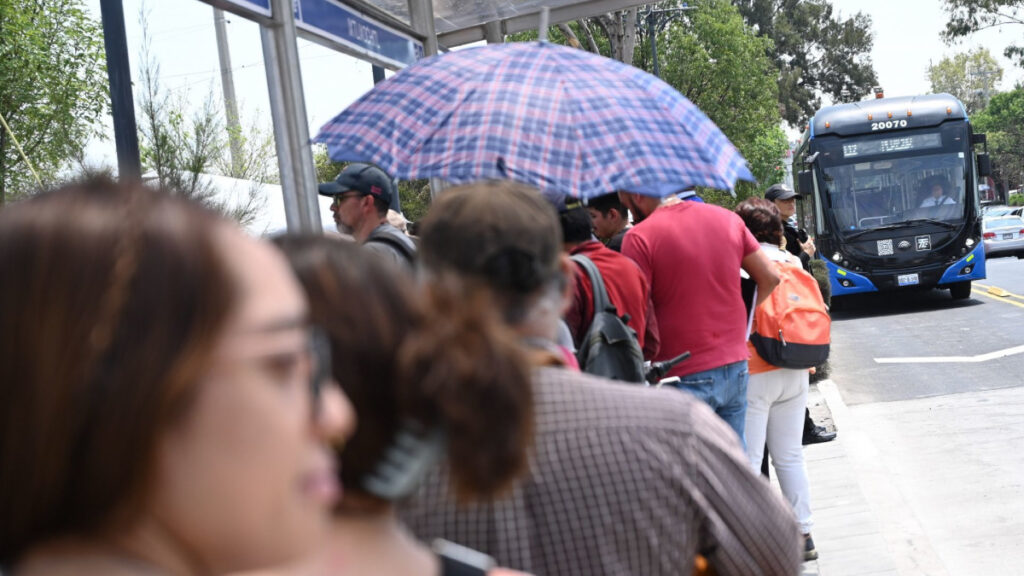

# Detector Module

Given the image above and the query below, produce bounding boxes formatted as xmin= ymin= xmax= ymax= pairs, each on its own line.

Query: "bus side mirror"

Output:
xmin=972 ymin=133 xmax=987 ymax=146
xmin=798 ymin=170 xmax=814 ymax=195
xmin=977 ymin=153 xmax=992 ymax=178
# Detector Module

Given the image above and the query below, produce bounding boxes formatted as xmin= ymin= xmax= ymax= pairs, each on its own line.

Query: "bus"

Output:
xmin=793 ymin=92 xmax=993 ymax=305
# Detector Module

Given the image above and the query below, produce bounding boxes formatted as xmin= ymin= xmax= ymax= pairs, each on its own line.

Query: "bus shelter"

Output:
xmin=183 ymin=0 xmax=654 ymax=232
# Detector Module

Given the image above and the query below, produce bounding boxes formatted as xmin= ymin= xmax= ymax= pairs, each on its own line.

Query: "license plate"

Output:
xmin=898 ymin=273 xmax=920 ymax=286
xmin=1004 ymin=233 xmax=1014 ymax=240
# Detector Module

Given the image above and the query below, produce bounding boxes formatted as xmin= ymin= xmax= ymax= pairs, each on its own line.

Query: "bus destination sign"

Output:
xmin=842 ymin=133 xmax=942 ymax=158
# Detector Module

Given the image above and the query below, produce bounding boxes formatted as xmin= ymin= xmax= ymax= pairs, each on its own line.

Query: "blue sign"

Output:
xmin=222 ymin=0 xmax=271 ymax=17
xmin=210 ymin=0 xmax=423 ymax=69
xmin=295 ymin=0 xmax=424 ymax=68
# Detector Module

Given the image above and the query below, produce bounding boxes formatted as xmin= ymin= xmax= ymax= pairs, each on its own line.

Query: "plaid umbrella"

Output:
xmin=314 ymin=41 xmax=754 ymax=199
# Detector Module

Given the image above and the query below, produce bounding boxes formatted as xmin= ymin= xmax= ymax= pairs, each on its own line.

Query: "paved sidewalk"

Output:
xmin=791 ymin=381 xmax=901 ymax=576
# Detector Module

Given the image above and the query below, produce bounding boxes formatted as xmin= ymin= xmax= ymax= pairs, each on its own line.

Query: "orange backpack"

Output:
xmin=750 ymin=260 xmax=831 ymax=369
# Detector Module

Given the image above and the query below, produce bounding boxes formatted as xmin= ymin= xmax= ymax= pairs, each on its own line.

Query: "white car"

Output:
xmin=982 ymin=216 xmax=1024 ymax=257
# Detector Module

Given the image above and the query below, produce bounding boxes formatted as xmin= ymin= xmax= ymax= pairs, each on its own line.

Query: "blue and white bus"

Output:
xmin=793 ymin=92 xmax=992 ymax=304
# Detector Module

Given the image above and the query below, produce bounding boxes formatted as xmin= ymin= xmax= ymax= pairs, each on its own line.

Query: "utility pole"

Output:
xmin=214 ymin=8 xmax=243 ymax=176
xmin=643 ymin=4 xmax=697 ymax=78
xmin=968 ymin=64 xmax=999 ymax=111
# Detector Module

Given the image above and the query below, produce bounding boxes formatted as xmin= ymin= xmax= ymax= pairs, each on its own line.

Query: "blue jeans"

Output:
xmin=670 ymin=360 xmax=749 ymax=447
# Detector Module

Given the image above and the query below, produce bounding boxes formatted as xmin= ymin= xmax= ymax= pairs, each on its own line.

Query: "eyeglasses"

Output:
xmin=331 ymin=192 xmax=365 ymax=206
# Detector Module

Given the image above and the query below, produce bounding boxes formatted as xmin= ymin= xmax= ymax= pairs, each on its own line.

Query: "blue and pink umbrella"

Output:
xmin=314 ymin=41 xmax=753 ymax=200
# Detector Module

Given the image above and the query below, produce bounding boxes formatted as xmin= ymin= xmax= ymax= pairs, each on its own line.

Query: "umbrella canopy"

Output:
xmin=314 ymin=41 xmax=753 ymax=199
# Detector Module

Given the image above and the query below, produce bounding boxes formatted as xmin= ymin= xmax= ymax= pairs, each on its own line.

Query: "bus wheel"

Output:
xmin=949 ymin=281 xmax=972 ymax=300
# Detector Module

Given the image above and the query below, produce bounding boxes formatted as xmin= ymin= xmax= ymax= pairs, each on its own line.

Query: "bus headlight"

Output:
xmin=832 ymin=252 xmax=842 ymax=262
xmin=965 ymin=238 xmax=976 ymax=248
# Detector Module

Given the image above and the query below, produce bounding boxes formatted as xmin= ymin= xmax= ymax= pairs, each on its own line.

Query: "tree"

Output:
xmin=928 ymin=48 xmax=1003 ymax=114
xmin=520 ymin=0 xmax=788 ymax=205
xmin=972 ymin=86 xmax=1024 ymax=196
xmin=942 ymin=0 xmax=1024 ymax=67
xmin=135 ymin=8 xmax=271 ymax=226
xmin=0 ymin=0 xmax=108 ymax=204
xmin=733 ymin=0 xmax=878 ymax=127
xmin=655 ymin=0 xmax=789 ymax=203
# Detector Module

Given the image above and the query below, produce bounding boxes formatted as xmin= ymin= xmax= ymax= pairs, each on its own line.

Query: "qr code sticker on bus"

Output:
xmin=877 ymin=239 xmax=894 ymax=256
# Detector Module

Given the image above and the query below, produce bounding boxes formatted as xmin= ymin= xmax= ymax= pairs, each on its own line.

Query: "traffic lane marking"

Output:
xmin=974 ymin=283 xmax=1024 ymax=309
xmin=874 ymin=343 xmax=1024 ymax=364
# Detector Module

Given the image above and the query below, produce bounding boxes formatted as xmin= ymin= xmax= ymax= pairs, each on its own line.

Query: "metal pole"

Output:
xmin=214 ymin=8 xmax=243 ymax=176
xmin=407 ymin=0 xmax=438 ymax=57
xmin=407 ymin=0 xmax=446 ymax=199
xmin=484 ymin=21 xmax=503 ymax=44
xmin=261 ymin=0 xmax=322 ymax=233
xmin=99 ymin=0 xmax=141 ymax=181
xmin=648 ymin=12 xmax=660 ymax=78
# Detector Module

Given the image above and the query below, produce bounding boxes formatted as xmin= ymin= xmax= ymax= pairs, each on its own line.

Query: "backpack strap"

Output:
xmin=571 ymin=254 xmax=615 ymax=316
xmin=367 ymin=226 xmax=416 ymax=264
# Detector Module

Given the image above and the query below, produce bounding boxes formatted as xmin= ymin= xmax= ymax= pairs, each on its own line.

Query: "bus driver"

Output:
xmin=920 ymin=181 xmax=956 ymax=207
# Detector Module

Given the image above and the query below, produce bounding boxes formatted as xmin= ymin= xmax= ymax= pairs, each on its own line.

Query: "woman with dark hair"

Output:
xmin=274 ymin=235 xmax=533 ymax=576
xmin=0 ymin=180 xmax=353 ymax=576
xmin=734 ymin=197 xmax=818 ymax=562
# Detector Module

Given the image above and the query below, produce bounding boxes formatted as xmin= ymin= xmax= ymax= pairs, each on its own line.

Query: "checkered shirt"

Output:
xmin=399 ymin=367 xmax=803 ymax=575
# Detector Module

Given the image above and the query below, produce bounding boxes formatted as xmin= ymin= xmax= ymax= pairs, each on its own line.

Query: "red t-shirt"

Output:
xmin=565 ymin=240 xmax=660 ymax=360
xmin=621 ymin=202 xmax=760 ymax=377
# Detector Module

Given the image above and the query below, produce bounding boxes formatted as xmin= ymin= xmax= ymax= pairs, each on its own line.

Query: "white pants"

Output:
xmin=744 ymin=368 xmax=814 ymax=534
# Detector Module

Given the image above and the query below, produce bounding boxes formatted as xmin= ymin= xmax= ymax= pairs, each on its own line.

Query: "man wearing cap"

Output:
xmin=319 ymin=163 xmax=417 ymax=268
xmin=765 ymin=183 xmax=836 ymax=446
xmin=765 ymin=184 xmax=815 ymax=270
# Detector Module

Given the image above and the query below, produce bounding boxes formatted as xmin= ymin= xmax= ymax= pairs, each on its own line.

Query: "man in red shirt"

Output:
xmin=560 ymin=203 xmax=659 ymax=360
xmin=618 ymin=192 xmax=779 ymax=442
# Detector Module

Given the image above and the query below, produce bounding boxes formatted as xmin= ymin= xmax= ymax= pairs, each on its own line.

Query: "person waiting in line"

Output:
xmin=735 ymin=197 xmax=820 ymax=563
xmin=586 ymin=192 xmax=631 ymax=252
xmin=0 ymin=180 xmax=353 ymax=576
xmin=765 ymin=183 xmax=836 ymax=446
xmin=319 ymin=163 xmax=417 ymax=267
xmin=559 ymin=199 xmax=659 ymax=360
xmin=618 ymin=188 xmax=780 ymax=443
xmin=399 ymin=181 xmax=803 ymax=576
xmin=920 ymin=180 xmax=956 ymax=207
xmin=269 ymin=236 xmax=532 ymax=576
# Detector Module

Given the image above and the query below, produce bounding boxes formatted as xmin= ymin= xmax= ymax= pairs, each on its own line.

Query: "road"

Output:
xmin=818 ymin=254 xmax=1024 ymax=575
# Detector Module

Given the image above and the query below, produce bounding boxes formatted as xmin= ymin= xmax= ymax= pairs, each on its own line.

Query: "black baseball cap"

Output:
xmin=318 ymin=163 xmax=393 ymax=206
xmin=764 ymin=183 xmax=799 ymax=201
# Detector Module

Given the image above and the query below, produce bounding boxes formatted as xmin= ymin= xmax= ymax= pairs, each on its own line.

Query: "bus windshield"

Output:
xmin=815 ymin=124 xmax=970 ymax=236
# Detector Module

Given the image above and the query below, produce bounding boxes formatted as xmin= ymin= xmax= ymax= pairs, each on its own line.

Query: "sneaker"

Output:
xmin=802 ymin=424 xmax=837 ymax=445
xmin=803 ymin=534 xmax=819 ymax=562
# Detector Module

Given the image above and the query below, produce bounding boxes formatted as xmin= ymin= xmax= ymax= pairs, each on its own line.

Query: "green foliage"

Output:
xmin=942 ymin=0 xmax=1024 ymax=68
xmin=1008 ymin=194 xmax=1023 ymax=206
xmin=0 ymin=0 xmax=109 ymax=203
xmin=928 ymin=48 xmax=1003 ymax=114
xmin=734 ymin=0 xmax=878 ymax=127
xmin=654 ymin=0 xmax=789 ymax=204
xmin=517 ymin=0 xmax=789 ymax=207
xmin=135 ymin=8 xmax=272 ymax=226
xmin=312 ymin=145 xmax=431 ymax=223
xmin=972 ymin=86 xmax=1024 ymax=194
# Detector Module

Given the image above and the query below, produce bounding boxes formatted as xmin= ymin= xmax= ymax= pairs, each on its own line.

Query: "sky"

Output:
xmin=82 ymin=0 xmax=1024 ymax=170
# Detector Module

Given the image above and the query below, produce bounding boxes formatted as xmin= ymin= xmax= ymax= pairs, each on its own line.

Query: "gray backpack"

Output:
xmin=571 ymin=254 xmax=645 ymax=384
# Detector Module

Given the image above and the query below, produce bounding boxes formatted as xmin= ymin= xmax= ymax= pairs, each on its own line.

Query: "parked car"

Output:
xmin=982 ymin=205 xmax=1014 ymax=218
xmin=982 ymin=216 xmax=1024 ymax=257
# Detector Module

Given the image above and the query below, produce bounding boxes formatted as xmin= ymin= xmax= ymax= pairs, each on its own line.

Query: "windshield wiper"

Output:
xmin=842 ymin=218 xmax=959 ymax=241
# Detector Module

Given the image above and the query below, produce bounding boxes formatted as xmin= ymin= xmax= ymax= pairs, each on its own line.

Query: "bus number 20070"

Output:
xmin=871 ymin=119 xmax=908 ymax=130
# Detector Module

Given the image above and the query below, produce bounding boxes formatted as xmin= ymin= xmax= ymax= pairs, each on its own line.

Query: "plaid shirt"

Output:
xmin=399 ymin=367 xmax=802 ymax=575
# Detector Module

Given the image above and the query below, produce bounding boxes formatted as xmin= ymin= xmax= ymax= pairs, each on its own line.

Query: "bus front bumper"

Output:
xmin=825 ymin=244 xmax=986 ymax=296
